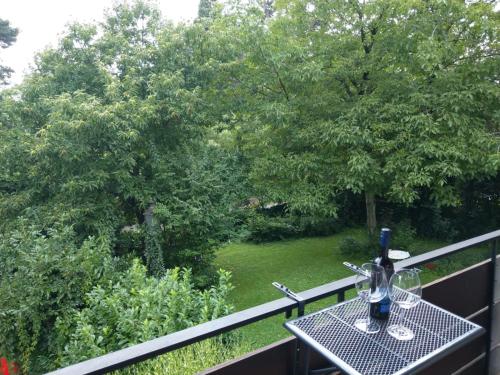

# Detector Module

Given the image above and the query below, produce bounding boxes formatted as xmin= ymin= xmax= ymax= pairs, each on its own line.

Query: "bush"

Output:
xmin=339 ymin=236 xmax=370 ymax=258
xmin=0 ymin=224 xmax=114 ymax=374
xmin=293 ymin=215 xmax=345 ymax=237
xmin=411 ymin=203 xmax=459 ymax=241
xmin=244 ymin=209 xmax=343 ymax=243
xmin=392 ymin=221 xmax=417 ymax=251
xmin=245 ymin=211 xmax=298 ymax=243
xmin=115 ymin=338 xmax=250 ymax=375
xmin=55 ymin=261 xmax=236 ymax=368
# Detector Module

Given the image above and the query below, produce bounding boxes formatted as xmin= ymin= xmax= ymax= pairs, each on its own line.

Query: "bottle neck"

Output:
xmin=379 ymin=228 xmax=391 ymax=260
xmin=379 ymin=245 xmax=389 ymax=259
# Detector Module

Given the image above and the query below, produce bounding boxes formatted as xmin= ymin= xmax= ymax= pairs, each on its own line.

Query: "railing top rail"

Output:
xmin=46 ymin=297 xmax=297 ymax=375
xmin=396 ymin=229 xmax=500 ymax=269
xmin=46 ymin=229 xmax=500 ymax=375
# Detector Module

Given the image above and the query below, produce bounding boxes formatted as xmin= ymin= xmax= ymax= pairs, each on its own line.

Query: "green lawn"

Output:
xmin=215 ymin=228 xmax=489 ymax=350
xmin=215 ymin=228 xmax=363 ymax=348
xmin=216 ymin=228 xmax=366 ymax=311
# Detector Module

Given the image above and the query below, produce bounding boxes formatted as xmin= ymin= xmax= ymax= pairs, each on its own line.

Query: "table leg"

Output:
xmin=293 ymin=340 xmax=339 ymax=375
xmin=300 ymin=343 xmax=310 ymax=375
xmin=292 ymin=341 xmax=311 ymax=375
xmin=292 ymin=340 xmax=298 ymax=375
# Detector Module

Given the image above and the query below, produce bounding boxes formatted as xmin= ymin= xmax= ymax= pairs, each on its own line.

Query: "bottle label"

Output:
xmin=380 ymin=302 xmax=390 ymax=313
xmin=380 ymin=296 xmax=391 ymax=313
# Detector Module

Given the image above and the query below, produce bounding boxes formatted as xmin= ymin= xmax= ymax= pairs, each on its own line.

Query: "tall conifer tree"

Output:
xmin=0 ymin=18 xmax=18 ymax=84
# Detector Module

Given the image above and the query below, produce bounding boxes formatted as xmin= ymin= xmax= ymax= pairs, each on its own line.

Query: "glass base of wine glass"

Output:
xmin=355 ymin=318 xmax=380 ymax=334
xmin=387 ymin=324 xmax=414 ymax=341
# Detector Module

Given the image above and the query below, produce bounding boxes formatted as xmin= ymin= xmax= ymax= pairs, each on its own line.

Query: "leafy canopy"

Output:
xmin=209 ymin=0 xmax=499 ymax=231
xmin=0 ymin=1 xmax=248 ymax=281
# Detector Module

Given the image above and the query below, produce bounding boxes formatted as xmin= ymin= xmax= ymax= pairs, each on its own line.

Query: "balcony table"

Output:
xmin=284 ymin=297 xmax=484 ymax=375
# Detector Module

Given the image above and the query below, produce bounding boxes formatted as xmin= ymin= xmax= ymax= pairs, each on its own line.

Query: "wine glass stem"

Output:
xmin=366 ymin=301 xmax=371 ymax=327
xmin=398 ymin=307 xmax=405 ymax=332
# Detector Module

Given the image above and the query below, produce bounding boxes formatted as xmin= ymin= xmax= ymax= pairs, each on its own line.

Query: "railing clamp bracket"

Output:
xmin=273 ymin=282 xmax=305 ymax=318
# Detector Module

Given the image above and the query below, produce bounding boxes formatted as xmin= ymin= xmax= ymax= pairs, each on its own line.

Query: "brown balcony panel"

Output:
xmin=200 ymin=337 xmax=333 ymax=375
xmin=422 ymin=259 xmax=491 ymax=318
xmin=200 ymin=337 xmax=296 ymax=375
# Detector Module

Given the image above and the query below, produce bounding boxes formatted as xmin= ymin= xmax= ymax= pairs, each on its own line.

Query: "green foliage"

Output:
xmin=391 ymin=221 xmax=417 ymax=251
xmin=293 ymin=214 xmax=346 ymax=237
xmin=244 ymin=209 xmax=343 ymax=243
xmin=0 ymin=0 xmax=499 ymax=372
xmin=339 ymin=236 xmax=370 ymax=258
xmin=55 ymin=262 xmax=235 ymax=367
xmin=150 ymin=144 xmax=249 ymax=284
xmin=0 ymin=18 xmax=18 ymax=84
xmin=211 ymin=0 xmax=499 ymax=231
xmin=339 ymin=221 xmax=419 ymax=256
xmin=0 ymin=19 xmax=17 ymax=48
xmin=427 ymin=176 xmax=500 ymax=241
xmin=115 ymin=338 xmax=249 ymax=375
xmin=0 ymin=1 xmax=249 ymax=282
xmin=0 ymin=224 xmax=113 ymax=373
xmin=0 ymin=2 xmax=248 ymax=372
xmin=245 ymin=212 xmax=298 ymax=242
xmin=198 ymin=0 xmax=218 ymax=19
xmin=144 ymin=221 xmax=165 ymax=277
xmin=0 ymin=220 xmax=237 ymax=374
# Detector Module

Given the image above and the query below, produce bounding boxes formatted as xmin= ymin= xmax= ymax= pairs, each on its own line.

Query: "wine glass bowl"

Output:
xmin=354 ymin=263 xmax=388 ymax=334
xmin=387 ymin=269 xmax=422 ymax=341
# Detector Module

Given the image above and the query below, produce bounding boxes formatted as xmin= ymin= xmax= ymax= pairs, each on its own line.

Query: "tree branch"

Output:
xmin=257 ymin=43 xmax=290 ymax=101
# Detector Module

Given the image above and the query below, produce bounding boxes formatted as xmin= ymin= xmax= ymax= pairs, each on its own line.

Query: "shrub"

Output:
xmin=55 ymin=261 xmax=236 ymax=368
xmin=293 ymin=215 xmax=345 ymax=237
xmin=245 ymin=211 xmax=298 ymax=243
xmin=339 ymin=236 xmax=369 ymax=258
xmin=0 ymin=224 xmax=114 ymax=374
xmin=411 ymin=203 xmax=459 ymax=241
xmin=244 ymin=210 xmax=343 ymax=243
xmin=392 ymin=221 xmax=417 ymax=251
xmin=115 ymin=338 xmax=250 ymax=375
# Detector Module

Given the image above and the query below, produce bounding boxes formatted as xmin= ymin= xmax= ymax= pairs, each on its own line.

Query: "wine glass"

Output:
xmin=354 ymin=263 xmax=388 ymax=334
xmin=387 ymin=268 xmax=422 ymax=341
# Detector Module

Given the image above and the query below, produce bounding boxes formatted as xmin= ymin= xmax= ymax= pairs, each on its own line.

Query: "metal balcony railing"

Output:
xmin=46 ymin=230 xmax=500 ymax=375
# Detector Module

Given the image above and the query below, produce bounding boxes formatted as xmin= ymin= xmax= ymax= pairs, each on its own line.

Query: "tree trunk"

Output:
xmin=144 ymin=203 xmax=165 ymax=277
xmin=144 ymin=203 xmax=155 ymax=226
xmin=365 ymin=191 xmax=377 ymax=238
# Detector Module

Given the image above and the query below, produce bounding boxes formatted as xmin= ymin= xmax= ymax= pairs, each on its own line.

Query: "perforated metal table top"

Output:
xmin=285 ymin=298 xmax=484 ymax=375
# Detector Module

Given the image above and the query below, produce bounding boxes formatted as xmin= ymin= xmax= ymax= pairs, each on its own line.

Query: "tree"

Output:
xmin=198 ymin=0 xmax=217 ymax=19
xmin=213 ymin=0 xmax=499 ymax=236
xmin=0 ymin=18 xmax=18 ymax=84
xmin=261 ymin=0 xmax=275 ymax=18
xmin=0 ymin=4 xmax=250 ymax=371
xmin=0 ymin=19 xmax=17 ymax=48
xmin=0 ymin=1 xmax=249 ymax=282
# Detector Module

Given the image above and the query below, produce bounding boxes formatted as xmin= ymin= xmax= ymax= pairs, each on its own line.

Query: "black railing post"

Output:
xmin=485 ymin=238 xmax=498 ymax=373
xmin=338 ymin=290 xmax=345 ymax=303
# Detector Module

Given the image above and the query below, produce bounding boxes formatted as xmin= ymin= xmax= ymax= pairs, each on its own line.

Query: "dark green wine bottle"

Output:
xmin=370 ymin=228 xmax=394 ymax=320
